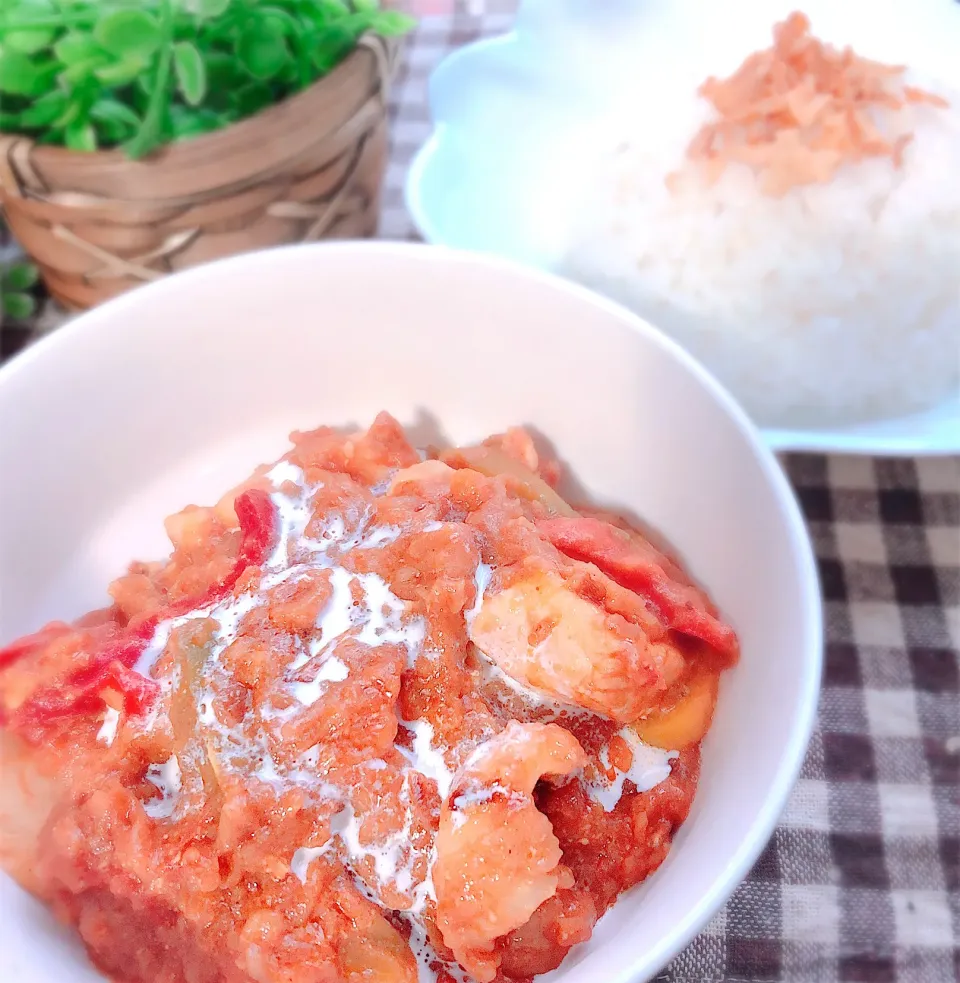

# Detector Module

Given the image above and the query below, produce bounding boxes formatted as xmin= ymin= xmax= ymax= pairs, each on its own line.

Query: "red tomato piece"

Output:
xmin=8 ymin=492 xmax=279 ymax=741
xmin=0 ymin=621 xmax=74 ymax=671
xmin=538 ymin=517 xmax=739 ymax=665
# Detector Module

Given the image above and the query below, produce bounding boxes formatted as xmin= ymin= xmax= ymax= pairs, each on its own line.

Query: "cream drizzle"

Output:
xmin=584 ymin=728 xmax=678 ymax=812
xmin=127 ymin=453 xmax=677 ymax=982
xmin=96 ymin=705 xmax=121 ymax=746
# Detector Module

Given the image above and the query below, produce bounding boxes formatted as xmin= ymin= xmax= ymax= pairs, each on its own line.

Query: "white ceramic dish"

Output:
xmin=405 ymin=0 xmax=960 ymax=456
xmin=0 ymin=242 xmax=822 ymax=983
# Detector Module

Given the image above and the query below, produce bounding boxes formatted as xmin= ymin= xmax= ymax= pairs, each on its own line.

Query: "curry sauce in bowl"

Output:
xmin=1 ymin=415 xmax=737 ymax=982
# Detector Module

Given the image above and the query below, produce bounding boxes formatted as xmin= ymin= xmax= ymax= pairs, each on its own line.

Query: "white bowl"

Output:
xmin=0 ymin=242 xmax=822 ymax=983
xmin=405 ymin=0 xmax=960 ymax=455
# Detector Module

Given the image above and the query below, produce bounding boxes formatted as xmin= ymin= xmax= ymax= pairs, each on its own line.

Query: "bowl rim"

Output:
xmin=0 ymin=240 xmax=824 ymax=983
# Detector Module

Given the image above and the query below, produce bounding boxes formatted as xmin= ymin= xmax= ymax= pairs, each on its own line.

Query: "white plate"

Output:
xmin=405 ymin=0 xmax=960 ymax=455
xmin=0 ymin=242 xmax=821 ymax=983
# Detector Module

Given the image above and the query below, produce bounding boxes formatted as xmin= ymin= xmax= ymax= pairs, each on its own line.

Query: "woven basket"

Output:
xmin=0 ymin=34 xmax=398 ymax=311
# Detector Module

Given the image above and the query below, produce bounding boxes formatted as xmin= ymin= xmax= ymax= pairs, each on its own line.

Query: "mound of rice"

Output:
xmin=561 ymin=28 xmax=960 ymax=428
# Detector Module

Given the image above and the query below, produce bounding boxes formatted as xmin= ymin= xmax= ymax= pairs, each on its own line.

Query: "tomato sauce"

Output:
xmin=0 ymin=413 xmax=736 ymax=983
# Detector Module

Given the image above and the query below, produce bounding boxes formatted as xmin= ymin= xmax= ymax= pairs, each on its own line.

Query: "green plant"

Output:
xmin=1 ymin=257 xmax=39 ymax=320
xmin=0 ymin=0 xmax=414 ymax=159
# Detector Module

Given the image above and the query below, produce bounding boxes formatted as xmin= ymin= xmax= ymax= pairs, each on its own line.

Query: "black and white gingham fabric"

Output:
xmin=658 ymin=454 xmax=959 ymax=983
xmin=1 ymin=5 xmax=957 ymax=980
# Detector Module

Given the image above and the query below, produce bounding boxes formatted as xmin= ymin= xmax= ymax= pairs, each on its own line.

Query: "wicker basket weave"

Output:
xmin=0 ymin=34 xmax=398 ymax=311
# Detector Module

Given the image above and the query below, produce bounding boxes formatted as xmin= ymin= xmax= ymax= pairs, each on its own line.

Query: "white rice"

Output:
xmin=561 ymin=45 xmax=960 ymax=428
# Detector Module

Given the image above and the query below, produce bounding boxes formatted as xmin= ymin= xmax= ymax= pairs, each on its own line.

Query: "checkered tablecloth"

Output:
xmin=1 ymin=4 xmax=957 ymax=981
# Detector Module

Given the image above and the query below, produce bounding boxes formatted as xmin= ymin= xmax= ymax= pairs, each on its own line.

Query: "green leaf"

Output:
xmin=2 ymin=54 xmax=59 ymax=97
xmin=259 ymin=7 xmax=302 ymax=34
xmin=94 ymin=10 xmax=163 ymax=61
xmin=3 ymin=0 xmax=56 ymax=53
xmin=4 ymin=0 xmax=54 ymax=22
xmin=6 ymin=28 xmax=56 ymax=55
xmin=59 ymin=55 xmax=109 ymax=86
xmin=90 ymin=99 xmax=141 ymax=129
xmin=51 ymin=96 xmax=84 ymax=129
xmin=3 ymin=262 xmax=39 ymax=291
xmin=2 ymin=291 xmax=37 ymax=320
xmin=310 ymin=26 xmax=354 ymax=74
xmin=307 ymin=0 xmax=352 ymax=20
xmin=134 ymin=72 xmax=153 ymax=98
xmin=169 ymin=105 xmax=222 ymax=140
xmin=124 ymin=22 xmax=174 ymax=160
xmin=94 ymin=56 xmax=149 ymax=86
xmin=230 ymin=81 xmax=273 ymax=118
xmin=200 ymin=50 xmax=235 ymax=108
xmin=53 ymin=32 xmax=103 ymax=66
xmin=193 ymin=0 xmax=232 ymax=18
xmin=0 ymin=50 xmax=40 ymax=95
xmin=237 ymin=23 xmax=290 ymax=80
xmin=90 ymin=121 xmax=123 ymax=146
xmin=64 ymin=119 xmax=96 ymax=151
xmin=173 ymin=41 xmax=205 ymax=106
xmin=15 ymin=89 xmax=69 ymax=127
xmin=370 ymin=10 xmax=415 ymax=36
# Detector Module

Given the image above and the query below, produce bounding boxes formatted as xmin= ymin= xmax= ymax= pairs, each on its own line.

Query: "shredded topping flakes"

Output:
xmin=679 ymin=11 xmax=949 ymax=196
